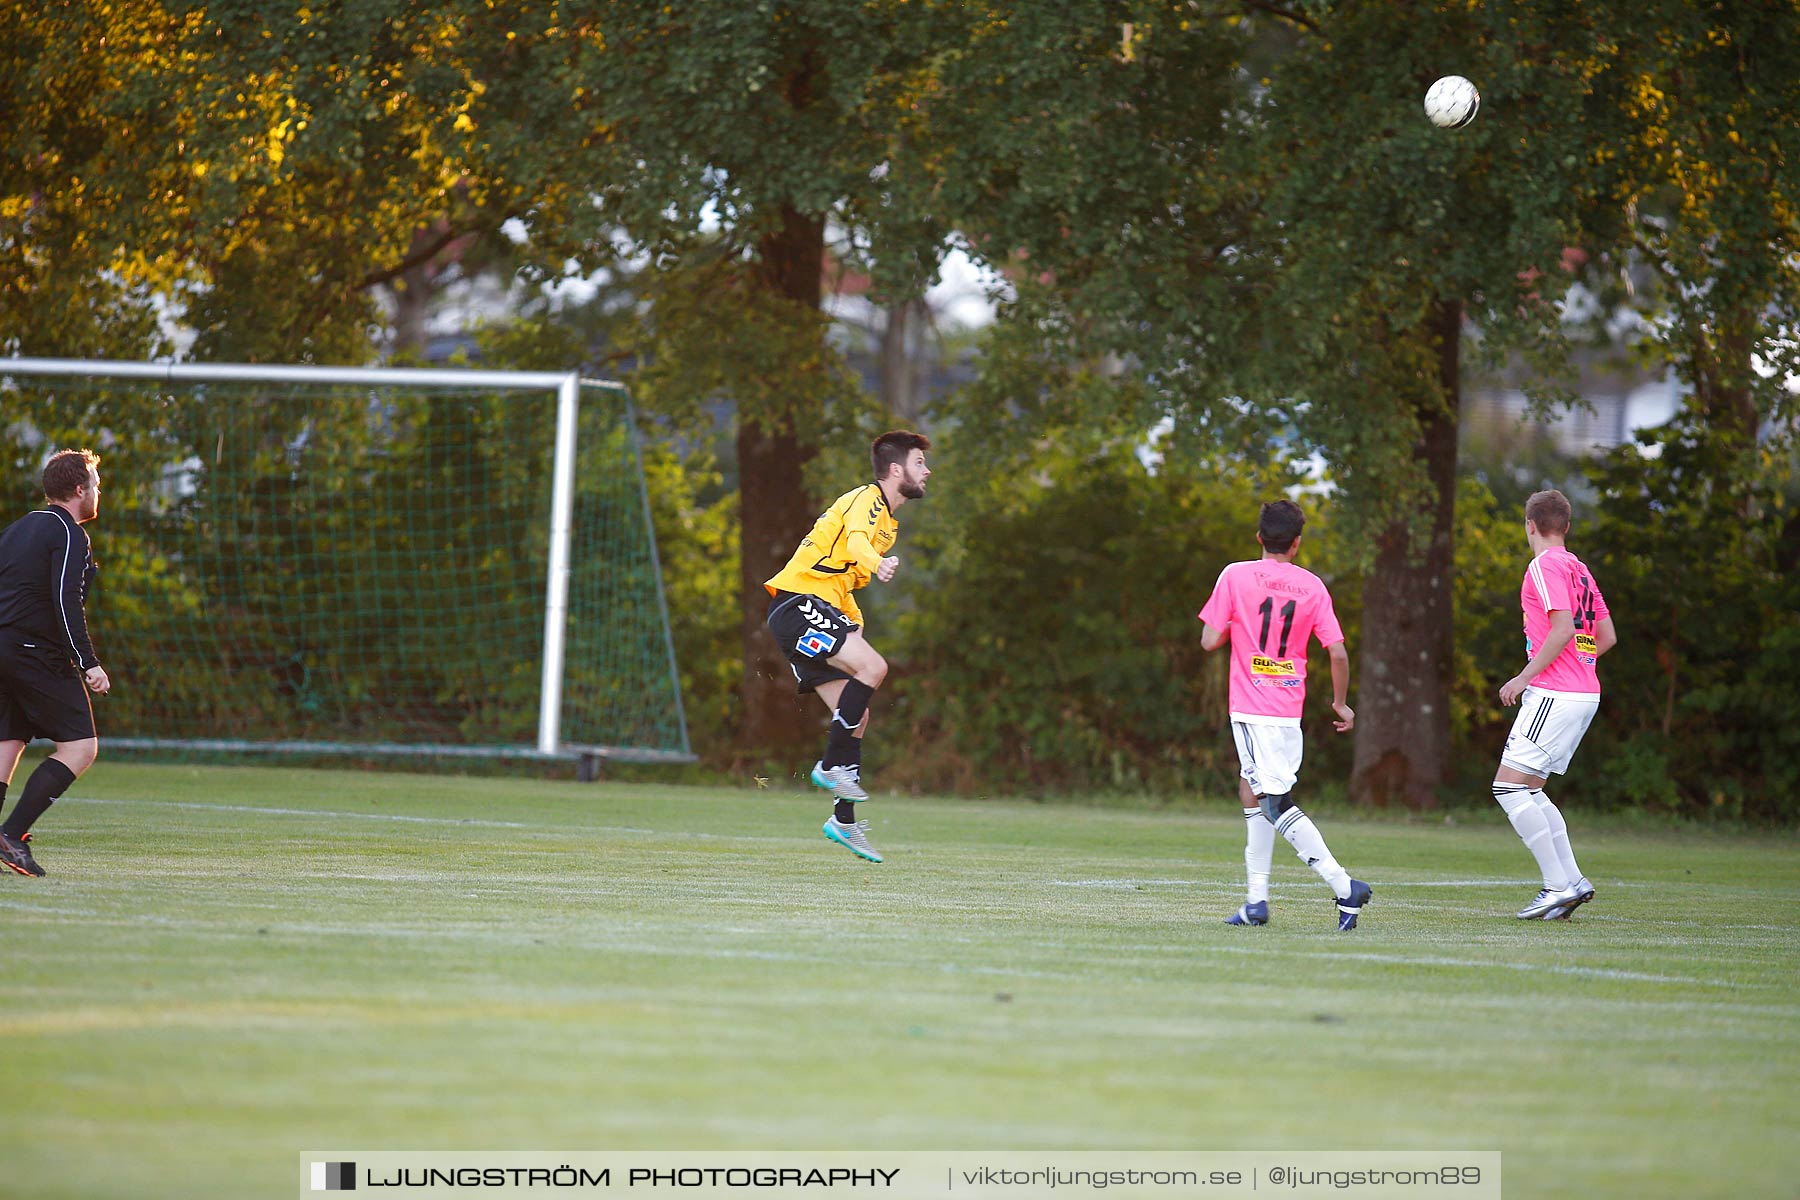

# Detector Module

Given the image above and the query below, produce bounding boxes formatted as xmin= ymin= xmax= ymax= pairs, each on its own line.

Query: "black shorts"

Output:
xmin=765 ymin=591 xmax=857 ymax=695
xmin=0 ymin=639 xmax=96 ymax=743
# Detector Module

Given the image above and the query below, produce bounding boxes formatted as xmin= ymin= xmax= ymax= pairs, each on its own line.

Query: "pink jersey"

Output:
xmin=1521 ymin=547 xmax=1609 ymax=697
xmin=1198 ymin=559 xmax=1345 ymax=724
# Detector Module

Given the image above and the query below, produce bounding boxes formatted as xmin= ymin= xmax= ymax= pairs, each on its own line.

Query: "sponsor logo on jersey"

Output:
xmin=796 ymin=630 xmax=839 ymax=658
xmin=1574 ymin=631 xmax=1598 ymax=665
xmin=1252 ymin=571 xmax=1311 ymax=596
xmin=1250 ymin=656 xmax=1297 ymax=676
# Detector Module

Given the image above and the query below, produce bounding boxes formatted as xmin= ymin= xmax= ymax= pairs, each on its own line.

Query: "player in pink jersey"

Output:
xmin=1494 ymin=489 xmax=1617 ymax=920
xmin=1198 ymin=500 xmax=1371 ymax=931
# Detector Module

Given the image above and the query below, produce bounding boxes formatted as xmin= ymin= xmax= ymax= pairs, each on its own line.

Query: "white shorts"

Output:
xmin=1500 ymin=688 xmax=1598 ymax=778
xmin=1231 ymin=720 xmax=1304 ymax=798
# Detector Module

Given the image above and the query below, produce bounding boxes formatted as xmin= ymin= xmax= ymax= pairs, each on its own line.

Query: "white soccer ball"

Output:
xmin=1424 ymin=75 xmax=1480 ymax=129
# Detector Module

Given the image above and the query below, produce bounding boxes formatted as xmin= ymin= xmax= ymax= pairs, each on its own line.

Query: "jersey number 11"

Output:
xmin=1257 ymin=597 xmax=1297 ymax=657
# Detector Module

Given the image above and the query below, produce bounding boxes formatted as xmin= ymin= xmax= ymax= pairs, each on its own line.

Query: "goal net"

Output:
xmin=1 ymin=360 xmax=691 ymax=767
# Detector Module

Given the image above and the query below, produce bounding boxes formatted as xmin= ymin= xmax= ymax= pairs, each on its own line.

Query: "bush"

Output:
xmin=1575 ymin=415 xmax=1800 ymax=821
xmin=875 ymin=433 xmax=1327 ymax=796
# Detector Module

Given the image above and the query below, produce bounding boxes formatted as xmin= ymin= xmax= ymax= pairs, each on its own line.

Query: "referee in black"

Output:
xmin=0 ymin=448 xmax=112 ymax=877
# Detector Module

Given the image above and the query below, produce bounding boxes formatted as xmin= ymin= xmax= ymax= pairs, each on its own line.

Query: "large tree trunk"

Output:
xmin=879 ymin=297 xmax=931 ymax=424
xmin=1350 ymin=300 xmax=1462 ymax=809
xmin=1694 ymin=322 xmax=1760 ymax=447
xmin=737 ymin=204 xmax=826 ymax=757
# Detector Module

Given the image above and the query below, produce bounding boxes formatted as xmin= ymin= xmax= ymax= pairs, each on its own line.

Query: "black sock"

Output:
xmin=833 ymin=741 xmax=865 ymax=825
xmin=0 ymin=779 xmax=8 ymax=818
xmin=3 ymin=758 xmax=76 ymax=838
xmin=821 ymin=679 xmax=875 ymax=769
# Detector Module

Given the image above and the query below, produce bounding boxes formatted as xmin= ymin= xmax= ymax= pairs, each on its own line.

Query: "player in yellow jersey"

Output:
xmin=764 ymin=431 xmax=931 ymax=863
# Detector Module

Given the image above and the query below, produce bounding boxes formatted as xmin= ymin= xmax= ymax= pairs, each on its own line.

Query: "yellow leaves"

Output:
xmin=453 ymin=112 xmax=476 ymax=133
xmin=109 ymin=245 xmax=190 ymax=291
xmin=0 ymin=196 xmax=30 ymax=219
xmin=268 ymin=117 xmax=296 ymax=168
xmin=1629 ymin=74 xmax=1664 ymax=116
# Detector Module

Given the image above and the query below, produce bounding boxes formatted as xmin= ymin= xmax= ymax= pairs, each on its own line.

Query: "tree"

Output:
xmin=4 ymin=1 xmax=978 ymax=760
xmin=486 ymin=2 xmax=975 ymax=756
xmin=1549 ymin=1 xmax=1800 ymax=821
xmin=924 ymin=3 xmax=1612 ymax=806
xmin=1237 ymin=2 xmax=1800 ymax=805
xmin=1579 ymin=0 xmax=1800 ymax=446
xmin=2 ymin=0 xmax=538 ymax=362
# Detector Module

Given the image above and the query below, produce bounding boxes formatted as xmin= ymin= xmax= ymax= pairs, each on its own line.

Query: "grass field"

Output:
xmin=2 ymin=761 xmax=1796 ymax=1199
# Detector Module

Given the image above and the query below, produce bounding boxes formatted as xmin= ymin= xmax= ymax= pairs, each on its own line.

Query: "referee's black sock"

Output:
xmin=2 ymin=758 xmax=76 ymax=838
xmin=821 ymin=679 xmax=875 ymax=769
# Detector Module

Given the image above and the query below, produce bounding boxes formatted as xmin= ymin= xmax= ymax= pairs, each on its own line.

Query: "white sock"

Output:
xmin=1274 ymin=806 xmax=1351 ymax=899
xmin=1243 ymin=807 xmax=1274 ymax=903
xmin=1531 ymin=789 xmax=1582 ymax=885
xmin=1494 ymin=782 xmax=1567 ymax=890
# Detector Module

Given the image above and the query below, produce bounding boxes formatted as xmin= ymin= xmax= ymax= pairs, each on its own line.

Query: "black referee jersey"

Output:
xmin=0 ymin=507 xmax=100 ymax=670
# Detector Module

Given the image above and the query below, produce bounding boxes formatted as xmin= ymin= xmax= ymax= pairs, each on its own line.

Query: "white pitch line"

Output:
xmin=1050 ymin=879 xmax=1208 ymax=889
xmin=1053 ymin=876 xmax=1653 ymax=890
xmin=1201 ymin=941 xmax=1753 ymax=987
xmin=63 ymin=796 xmax=531 ymax=829
xmin=58 ymin=796 xmax=816 ymax=845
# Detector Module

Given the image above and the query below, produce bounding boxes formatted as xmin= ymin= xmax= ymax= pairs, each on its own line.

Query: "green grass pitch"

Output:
xmin=2 ymin=762 xmax=1796 ymax=1198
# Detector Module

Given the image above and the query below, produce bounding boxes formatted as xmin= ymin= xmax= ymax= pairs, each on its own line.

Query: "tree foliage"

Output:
xmin=1578 ymin=417 xmax=1800 ymax=820
xmin=4 ymin=2 xmax=1797 ymax=812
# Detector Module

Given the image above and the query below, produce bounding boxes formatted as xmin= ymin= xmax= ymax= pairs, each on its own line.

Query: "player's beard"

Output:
xmin=899 ymin=480 xmax=925 ymax=500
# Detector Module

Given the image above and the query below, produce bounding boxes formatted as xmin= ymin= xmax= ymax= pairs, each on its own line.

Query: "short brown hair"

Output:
xmin=1258 ymin=499 xmax=1306 ymax=554
xmin=42 ymin=448 xmax=100 ymax=501
xmin=1525 ymin=489 xmax=1572 ymax=536
xmin=872 ymin=430 xmax=930 ymax=480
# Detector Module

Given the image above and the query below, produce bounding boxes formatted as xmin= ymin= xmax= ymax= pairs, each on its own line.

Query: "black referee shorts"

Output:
xmin=765 ymin=591 xmax=857 ymax=696
xmin=0 ymin=640 xmax=96 ymax=743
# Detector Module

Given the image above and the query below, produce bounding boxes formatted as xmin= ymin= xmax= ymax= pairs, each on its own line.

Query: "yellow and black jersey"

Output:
xmin=764 ymin=483 xmax=898 ymax=627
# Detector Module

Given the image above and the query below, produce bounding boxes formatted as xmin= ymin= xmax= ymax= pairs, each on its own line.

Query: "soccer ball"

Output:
xmin=1424 ymin=76 xmax=1480 ymax=128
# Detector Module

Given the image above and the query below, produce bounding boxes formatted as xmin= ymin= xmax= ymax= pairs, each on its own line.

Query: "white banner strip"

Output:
xmin=298 ymin=1151 xmax=1501 ymax=1199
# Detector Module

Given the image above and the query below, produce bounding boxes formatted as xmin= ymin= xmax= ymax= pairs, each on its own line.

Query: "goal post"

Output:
xmin=0 ymin=357 xmax=693 ymax=769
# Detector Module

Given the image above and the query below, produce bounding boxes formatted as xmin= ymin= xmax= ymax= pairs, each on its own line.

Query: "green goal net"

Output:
xmin=1 ymin=361 xmax=691 ymax=768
